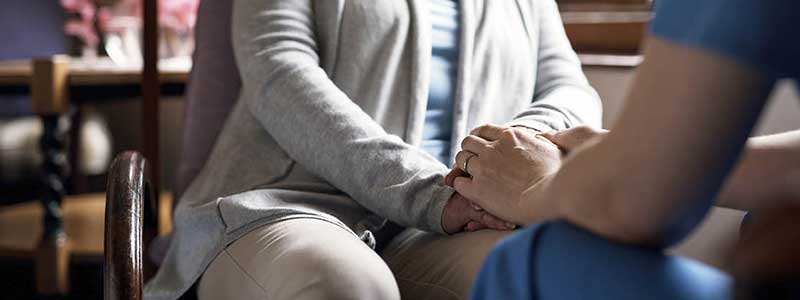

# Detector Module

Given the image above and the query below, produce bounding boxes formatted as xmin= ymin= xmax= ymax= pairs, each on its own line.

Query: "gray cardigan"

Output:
xmin=145 ymin=0 xmax=601 ymax=299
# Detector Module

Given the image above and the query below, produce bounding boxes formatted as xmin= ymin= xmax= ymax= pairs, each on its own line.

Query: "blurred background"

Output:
xmin=0 ymin=0 xmax=797 ymax=299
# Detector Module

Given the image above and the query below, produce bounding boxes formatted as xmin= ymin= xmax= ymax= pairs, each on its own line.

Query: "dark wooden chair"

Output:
xmin=104 ymin=151 xmax=155 ymax=300
xmin=103 ymin=0 xmax=240 ymax=298
xmin=103 ymin=0 xmax=161 ymax=298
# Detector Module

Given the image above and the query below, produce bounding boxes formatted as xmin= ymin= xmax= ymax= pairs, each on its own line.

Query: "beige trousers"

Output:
xmin=198 ymin=218 xmax=511 ymax=300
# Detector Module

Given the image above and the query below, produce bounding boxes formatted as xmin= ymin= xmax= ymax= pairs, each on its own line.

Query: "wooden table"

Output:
xmin=0 ymin=56 xmax=189 ymax=98
xmin=0 ymin=55 xmax=188 ymax=298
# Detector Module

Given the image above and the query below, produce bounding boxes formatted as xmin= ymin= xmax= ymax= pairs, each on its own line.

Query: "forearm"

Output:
xmin=716 ymin=130 xmax=800 ymax=211
xmin=526 ymin=38 xmax=773 ymax=248
xmin=525 ymin=137 xmax=639 ymax=242
xmin=247 ymin=66 xmax=453 ymax=233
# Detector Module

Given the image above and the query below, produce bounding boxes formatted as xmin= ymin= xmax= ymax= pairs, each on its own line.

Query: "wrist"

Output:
xmin=519 ymin=173 xmax=559 ymax=224
xmin=438 ymin=189 xmax=458 ymax=235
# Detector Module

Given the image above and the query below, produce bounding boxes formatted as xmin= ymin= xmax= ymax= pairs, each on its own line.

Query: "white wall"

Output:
xmin=584 ymin=66 xmax=800 ymax=269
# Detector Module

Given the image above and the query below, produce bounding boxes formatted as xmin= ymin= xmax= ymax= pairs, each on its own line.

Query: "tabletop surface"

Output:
xmin=0 ymin=56 xmax=191 ymax=86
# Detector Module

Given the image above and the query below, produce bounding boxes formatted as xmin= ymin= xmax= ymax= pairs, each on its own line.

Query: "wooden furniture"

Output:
xmin=0 ymin=56 xmax=185 ymax=298
xmin=0 ymin=0 xmax=183 ymax=292
xmin=559 ymin=0 xmax=651 ymax=69
xmin=0 ymin=189 xmax=172 ymax=296
xmin=0 ymin=57 xmax=188 ymax=86
xmin=563 ymin=10 xmax=650 ymax=55
xmin=104 ymin=151 xmax=157 ymax=300
xmin=104 ymin=0 xmax=162 ymax=299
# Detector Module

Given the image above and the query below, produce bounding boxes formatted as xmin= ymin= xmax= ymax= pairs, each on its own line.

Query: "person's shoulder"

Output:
xmin=651 ymin=0 xmax=800 ymax=78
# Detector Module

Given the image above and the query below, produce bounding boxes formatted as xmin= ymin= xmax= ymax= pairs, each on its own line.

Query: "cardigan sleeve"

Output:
xmin=506 ymin=0 xmax=603 ymax=132
xmin=231 ymin=0 xmax=453 ymax=234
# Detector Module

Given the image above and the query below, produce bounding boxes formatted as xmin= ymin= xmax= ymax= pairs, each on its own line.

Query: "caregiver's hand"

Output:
xmin=450 ymin=124 xmax=563 ymax=224
xmin=441 ymin=192 xmax=515 ymax=234
xmin=541 ymin=125 xmax=608 ymax=155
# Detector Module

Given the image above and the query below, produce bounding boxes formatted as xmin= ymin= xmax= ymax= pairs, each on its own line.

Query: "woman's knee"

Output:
xmin=278 ymin=239 xmax=400 ymax=299
xmin=213 ymin=218 xmax=400 ymax=300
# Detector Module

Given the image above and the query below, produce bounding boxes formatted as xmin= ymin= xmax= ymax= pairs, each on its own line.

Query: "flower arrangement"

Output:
xmin=61 ymin=0 xmax=100 ymax=49
xmin=60 ymin=0 xmax=198 ymax=61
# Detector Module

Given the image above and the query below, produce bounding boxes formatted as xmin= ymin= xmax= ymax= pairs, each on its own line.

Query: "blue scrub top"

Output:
xmin=650 ymin=0 xmax=800 ymax=80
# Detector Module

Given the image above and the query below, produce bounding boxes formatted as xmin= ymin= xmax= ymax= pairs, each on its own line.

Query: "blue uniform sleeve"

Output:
xmin=650 ymin=0 xmax=800 ymax=79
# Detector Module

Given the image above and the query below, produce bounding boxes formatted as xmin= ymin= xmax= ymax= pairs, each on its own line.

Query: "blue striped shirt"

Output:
xmin=422 ymin=0 xmax=459 ymax=164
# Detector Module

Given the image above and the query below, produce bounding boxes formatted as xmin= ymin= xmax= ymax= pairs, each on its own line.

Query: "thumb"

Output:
xmin=547 ymin=126 xmax=607 ymax=153
xmin=444 ymin=166 xmax=467 ymax=187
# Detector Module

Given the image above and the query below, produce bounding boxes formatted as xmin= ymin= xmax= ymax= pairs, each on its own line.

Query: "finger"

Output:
xmin=465 ymin=221 xmax=486 ymax=232
xmin=549 ymin=126 xmax=606 ymax=152
xmin=472 ymin=210 xmax=514 ymax=231
xmin=454 ymin=150 xmax=480 ymax=174
xmin=470 ymin=124 xmax=506 ymax=141
xmin=460 ymin=135 xmax=491 ymax=154
xmin=539 ymin=131 xmax=558 ymax=140
xmin=470 ymin=202 xmax=484 ymax=211
xmin=534 ymin=134 xmax=560 ymax=150
xmin=444 ymin=167 xmax=466 ymax=187
xmin=453 ymin=175 xmax=479 ymax=201
xmin=442 ymin=193 xmax=472 ymax=234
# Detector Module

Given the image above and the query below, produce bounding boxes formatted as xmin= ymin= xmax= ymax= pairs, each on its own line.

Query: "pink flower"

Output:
xmin=61 ymin=0 xmax=99 ymax=47
xmin=64 ymin=19 xmax=99 ymax=48
xmin=159 ymin=0 xmax=199 ymax=33
xmin=61 ymin=0 xmax=198 ymax=48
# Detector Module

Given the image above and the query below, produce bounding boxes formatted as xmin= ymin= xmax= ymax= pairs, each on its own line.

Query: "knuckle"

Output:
xmin=480 ymin=212 xmax=491 ymax=222
xmin=457 ymin=151 xmax=470 ymax=164
xmin=574 ymin=125 xmax=596 ymax=137
xmin=460 ymin=136 xmax=473 ymax=148
xmin=471 ymin=125 xmax=486 ymax=136
xmin=453 ymin=177 xmax=468 ymax=190
xmin=481 ymin=163 xmax=498 ymax=178
xmin=501 ymin=129 xmax=516 ymax=140
xmin=468 ymin=159 xmax=482 ymax=175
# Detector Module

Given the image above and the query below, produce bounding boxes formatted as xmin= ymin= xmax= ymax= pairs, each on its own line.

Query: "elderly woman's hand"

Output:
xmin=448 ymin=124 xmax=563 ymax=224
xmin=441 ymin=192 xmax=516 ymax=234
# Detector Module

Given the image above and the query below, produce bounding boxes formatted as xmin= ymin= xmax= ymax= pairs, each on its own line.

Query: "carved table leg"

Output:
xmin=35 ymin=114 xmax=71 ymax=298
xmin=31 ymin=56 xmax=71 ymax=299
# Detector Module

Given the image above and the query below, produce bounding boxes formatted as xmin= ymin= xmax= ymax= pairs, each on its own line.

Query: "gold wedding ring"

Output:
xmin=463 ymin=152 xmax=477 ymax=174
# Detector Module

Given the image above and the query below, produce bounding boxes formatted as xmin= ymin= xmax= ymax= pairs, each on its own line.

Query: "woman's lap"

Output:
xmin=198 ymin=218 xmax=400 ymax=300
xmin=381 ymin=228 xmax=514 ymax=300
xmin=199 ymin=216 xmax=515 ymax=300
xmin=471 ymin=221 xmax=733 ymax=300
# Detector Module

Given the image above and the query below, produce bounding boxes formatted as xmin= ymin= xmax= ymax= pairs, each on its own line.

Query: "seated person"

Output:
xmin=145 ymin=1 xmax=602 ymax=299
xmin=443 ymin=0 xmax=800 ymax=299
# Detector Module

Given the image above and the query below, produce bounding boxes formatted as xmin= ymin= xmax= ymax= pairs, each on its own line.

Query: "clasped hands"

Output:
xmin=441 ymin=124 xmax=606 ymax=234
